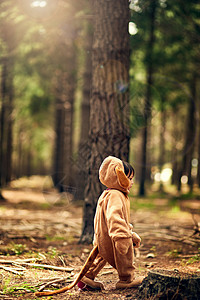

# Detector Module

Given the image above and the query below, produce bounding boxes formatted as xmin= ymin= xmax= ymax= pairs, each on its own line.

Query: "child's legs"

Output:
xmin=113 ymin=242 xmax=135 ymax=283
xmin=85 ymin=254 xmax=107 ymax=280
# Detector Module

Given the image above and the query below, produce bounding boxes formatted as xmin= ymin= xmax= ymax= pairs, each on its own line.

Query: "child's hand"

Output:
xmin=131 ymin=232 xmax=141 ymax=248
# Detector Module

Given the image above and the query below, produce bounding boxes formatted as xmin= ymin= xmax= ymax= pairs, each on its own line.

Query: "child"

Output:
xmin=78 ymin=156 xmax=144 ymax=290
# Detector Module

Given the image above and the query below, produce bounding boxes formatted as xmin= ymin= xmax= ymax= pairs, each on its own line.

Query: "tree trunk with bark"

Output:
xmin=5 ymin=60 xmax=14 ymax=184
xmin=197 ymin=77 xmax=200 ymax=187
xmin=52 ymin=5 xmax=78 ymax=195
xmin=53 ymin=47 xmax=77 ymax=194
xmin=0 ymin=18 xmax=16 ymax=198
xmin=187 ymin=73 xmax=197 ymax=192
xmin=0 ymin=59 xmax=7 ymax=200
xmin=137 ymin=269 xmax=200 ymax=300
xmin=177 ymin=74 xmax=196 ymax=192
xmin=0 ymin=55 xmax=14 ymax=199
xmin=171 ymin=108 xmax=180 ymax=186
xmin=75 ymin=3 xmax=93 ymax=201
xmin=139 ymin=0 xmax=157 ymax=196
xmin=80 ymin=0 xmax=130 ymax=244
xmin=158 ymin=99 xmax=166 ymax=191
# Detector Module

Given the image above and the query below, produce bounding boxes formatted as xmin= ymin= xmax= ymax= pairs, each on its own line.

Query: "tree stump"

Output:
xmin=137 ymin=269 xmax=200 ymax=300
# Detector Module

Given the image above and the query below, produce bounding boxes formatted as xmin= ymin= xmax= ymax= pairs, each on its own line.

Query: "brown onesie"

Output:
xmin=85 ymin=156 xmax=137 ymax=285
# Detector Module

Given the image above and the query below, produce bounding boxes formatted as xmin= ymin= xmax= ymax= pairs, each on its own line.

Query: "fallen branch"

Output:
xmin=100 ymin=270 xmax=113 ymax=276
xmin=18 ymin=262 xmax=74 ymax=272
xmin=58 ymin=256 xmax=66 ymax=267
xmin=37 ymin=276 xmax=72 ymax=292
xmin=0 ymin=258 xmax=41 ymax=264
xmin=11 ymin=263 xmax=26 ymax=270
xmin=0 ymin=265 xmax=23 ymax=275
xmin=7 ymin=234 xmax=45 ymax=239
xmin=141 ymin=232 xmax=198 ymax=245
xmin=36 ymin=277 xmax=62 ymax=285
xmin=0 ymin=291 xmax=14 ymax=298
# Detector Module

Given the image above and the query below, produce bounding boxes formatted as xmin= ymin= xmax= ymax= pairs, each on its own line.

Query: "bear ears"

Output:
xmin=115 ymin=166 xmax=130 ymax=189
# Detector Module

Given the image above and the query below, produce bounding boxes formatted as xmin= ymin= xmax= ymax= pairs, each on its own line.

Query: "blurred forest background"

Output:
xmin=0 ymin=0 xmax=200 ymax=241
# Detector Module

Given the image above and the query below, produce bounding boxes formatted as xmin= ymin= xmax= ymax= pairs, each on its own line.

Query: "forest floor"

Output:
xmin=0 ymin=176 xmax=200 ymax=299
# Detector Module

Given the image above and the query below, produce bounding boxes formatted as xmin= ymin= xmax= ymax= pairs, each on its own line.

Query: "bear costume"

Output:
xmin=80 ymin=156 xmax=144 ymax=290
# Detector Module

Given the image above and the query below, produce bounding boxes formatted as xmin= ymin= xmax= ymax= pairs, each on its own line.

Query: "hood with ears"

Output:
xmin=99 ymin=156 xmax=130 ymax=193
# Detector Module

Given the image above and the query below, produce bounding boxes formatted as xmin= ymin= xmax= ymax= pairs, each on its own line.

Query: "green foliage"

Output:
xmin=45 ymin=235 xmax=65 ymax=242
xmin=186 ymin=254 xmax=200 ymax=265
xmin=10 ymin=243 xmax=27 ymax=255
xmin=130 ymin=198 xmax=155 ymax=210
xmin=47 ymin=247 xmax=58 ymax=258
xmin=2 ymin=275 xmax=12 ymax=294
xmin=166 ymin=249 xmax=182 ymax=257
xmin=150 ymin=246 xmax=157 ymax=255
xmin=2 ymin=280 xmax=37 ymax=294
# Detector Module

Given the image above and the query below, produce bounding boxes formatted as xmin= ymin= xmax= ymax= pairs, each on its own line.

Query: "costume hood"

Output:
xmin=99 ymin=156 xmax=130 ymax=193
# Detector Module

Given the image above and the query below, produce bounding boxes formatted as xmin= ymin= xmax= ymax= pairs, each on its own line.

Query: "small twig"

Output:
xmin=100 ymin=270 xmax=113 ymax=276
xmin=18 ymin=262 xmax=74 ymax=272
xmin=38 ymin=253 xmax=46 ymax=260
xmin=0 ymin=291 xmax=13 ymax=298
xmin=37 ymin=277 xmax=72 ymax=292
xmin=36 ymin=277 xmax=62 ymax=284
xmin=11 ymin=263 xmax=27 ymax=270
xmin=0 ymin=265 xmax=23 ymax=275
xmin=58 ymin=256 xmax=66 ymax=267
xmin=35 ymin=277 xmax=61 ymax=287
xmin=0 ymin=258 xmax=40 ymax=264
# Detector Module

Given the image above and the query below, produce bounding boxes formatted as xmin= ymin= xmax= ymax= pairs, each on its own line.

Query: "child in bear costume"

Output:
xmin=78 ymin=156 xmax=144 ymax=290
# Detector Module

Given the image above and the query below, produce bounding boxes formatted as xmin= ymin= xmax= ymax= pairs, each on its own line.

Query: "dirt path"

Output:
xmin=0 ymin=186 xmax=200 ymax=299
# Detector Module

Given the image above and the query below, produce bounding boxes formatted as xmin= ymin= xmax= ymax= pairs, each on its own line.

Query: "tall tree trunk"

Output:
xmin=139 ymin=0 xmax=157 ymax=196
xmin=5 ymin=61 xmax=14 ymax=184
xmin=177 ymin=74 xmax=196 ymax=192
xmin=0 ymin=18 xmax=16 ymax=196
xmin=197 ymin=78 xmax=200 ymax=187
xmin=158 ymin=98 xmax=166 ymax=191
xmin=0 ymin=59 xmax=7 ymax=200
xmin=26 ymin=135 xmax=33 ymax=177
xmin=53 ymin=90 xmax=65 ymax=192
xmin=63 ymin=58 xmax=76 ymax=193
xmin=171 ymin=109 xmax=179 ymax=185
xmin=53 ymin=45 xmax=77 ymax=194
xmin=187 ymin=73 xmax=197 ymax=192
xmin=75 ymin=6 xmax=93 ymax=201
xmin=17 ymin=127 xmax=23 ymax=179
xmin=80 ymin=0 xmax=130 ymax=244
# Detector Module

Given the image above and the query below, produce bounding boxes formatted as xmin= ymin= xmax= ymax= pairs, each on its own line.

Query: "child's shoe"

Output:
xmin=116 ymin=276 xmax=145 ymax=289
xmin=78 ymin=276 xmax=104 ymax=291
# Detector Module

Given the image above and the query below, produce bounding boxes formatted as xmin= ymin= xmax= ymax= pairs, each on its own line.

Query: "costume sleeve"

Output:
xmin=106 ymin=191 xmax=132 ymax=242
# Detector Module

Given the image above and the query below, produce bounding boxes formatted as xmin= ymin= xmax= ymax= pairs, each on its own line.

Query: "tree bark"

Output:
xmin=5 ymin=60 xmax=14 ymax=184
xmin=187 ymin=73 xmax=197 ymax=191
xmin=197 ymin=77 xmax=200 ymax=187
xmin=53 ymin=49 xmax=76 ymax=194
xmin=52 ymin=4 xmax=78 ymax=195
xmin=137 ymin=269 xmax=200 ymax=300
xmin=75 ymin=2 xmax=93 ymax=201
xmin=139 ymin=0 xmax=157 ymax=196
xmin=0 ymin=18 xmax=16 ymax=197
xmin=0 ymin=60 xmax=7 ymax=190
xmin=158 ymin=98 xmax=166 ymax=191
xmin=177 ymin=74 xmax=196 ymax=192
xmin=0 ymin=59 xmax=7 ymax=200
xmin=171 ymin=109 xmax=179 ymax=186
xmin=80 ymin=0 xmax=130 ymax=244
